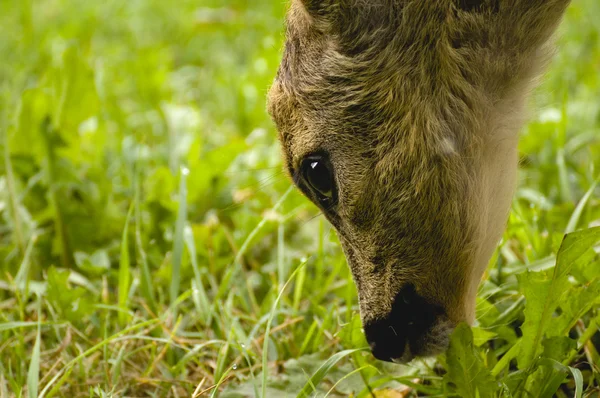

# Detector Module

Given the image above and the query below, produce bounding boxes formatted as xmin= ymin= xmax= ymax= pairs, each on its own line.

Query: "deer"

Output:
xmin=267 ymin=0 xmax=572 ymax=363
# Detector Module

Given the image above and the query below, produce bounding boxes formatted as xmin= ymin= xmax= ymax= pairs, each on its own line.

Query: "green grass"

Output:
xmin=1 ymin=0 xmax=599 ymax=397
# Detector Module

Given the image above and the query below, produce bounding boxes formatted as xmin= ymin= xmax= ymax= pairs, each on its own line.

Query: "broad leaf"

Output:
xmin=518 ymin=227 xmax=600 ymax=369
xmin=542 ymin=336 xmax=577 ymax=362
xmin=339 ymin=313 xmax=368 ymax=349
xmin=11 ymin=88 xmax=52 ymax=159
xmin=517 ymin=270 xmax=569 ymax=369
xmin=52 ymin=44 xmax=100 ymax=133
xmin=548 ymin=279 xmax=600 ymax=337
xmin=445 ymin=323 xmax=499 ymax=398
xmin=523 ymin=359 xmax=569 ymax=398
xmin=555 ymin=227 xmax=600 ymax=280
xmin=46 ymin=267 xmax=94 ymax=325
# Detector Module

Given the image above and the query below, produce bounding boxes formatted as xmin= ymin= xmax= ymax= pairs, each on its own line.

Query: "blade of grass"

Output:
xmin=491 ymin=340 xmax=522 ymax=377
xmin=14 ymin=233 xmax=38 ymax=291
xmin=110 ymin=345 xmax=126 ymax=387
xmin=316 ymin=218 xmax=325 ymax=290
xmin=296 ymin=348 xmax=367 ymax=398
xmin=3 ymin=106 xmax=25 ymax=254
xmin=568 ymin=366 xmax=583 ymax=398
xmin=135 ymin=172 xmax=156 ymax=312
xmin=262 ymin=259 xmax=307 ymax=398
xmin=298 ymin=320 xmax=318 ymax=356
xmin=292 ymin=257 xmax=307 ymax=313
xmin=492 ymin=296 xmax=525 ymax=327
xmin=191 ymin=278 xmax=212 ymax=326
xmin=173 ymin=340 xmax=226 ymax=374
xmin=217 ymin=186 xmax=294 ymax=300
xmin=171 ymin=166 xmax=189 ymax=307
xmin=557 ymin=153 xmax=573 ymax=204
xmin=565 ymin=178 xmax=598 ymax=233
xmin=209 ymin=364 xmax=236 ymax=398
xmin=557 ymin=92 xmax=573 ymax=204
xmin=118 ymin=203 xmax=134 ymax=326
xmin=324 ymin=365 xmax=376 ymax=398
xmin=0 ymin=321 xmax=39 ymax=331
xmin=214 ymin=330 xmax=233 ymax=385
xmin=184 ymin=226 xmax=201 ymax=284
xmin=184 ymin=225 xmax=213 ymax=325
xmin=0 ymin=321 xmax=65 ymax=334
xmin=238 ymin=341 xmax=260 ymax=398
xmin=41 ymin=118 xmax=72 ymax=268
xmin=27 ymin=296 xmax=41 ymax=398
xmin=277 ymin=221 xmax=285 ymax=289
xmin=563 ymin=313 xmax=600 ymax=366
xmin=39 ymin=319 xmax=160 ymax=397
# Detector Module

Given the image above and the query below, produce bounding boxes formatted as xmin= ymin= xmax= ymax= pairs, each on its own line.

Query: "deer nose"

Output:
xmin=363 ymin=284 xmax=444 ymax=363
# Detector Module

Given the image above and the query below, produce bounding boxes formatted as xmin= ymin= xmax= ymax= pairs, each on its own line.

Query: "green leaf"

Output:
xmin=74 ymin=250 xmax=110 ymax=277
xmin=53 ymin=44 xmax=99 ymax=133
xmin=548 ymin=279 xmax=600 ymax=337
xmin=503 ymin=369 xmax=528 ymax=396
xmin=517 ymin=270 xmax=569 ymax=369
xmin=339 ymin=313 xmax=368 ymax=349
xmin=12 ymin=88 xmax=52 ymax=159
xmin=517 ymin=227 xmax=600 ymax=369
xmin=524 ymin=358 xmax=569 ymax=398
xmin=0 ymin=322 xmax=39 ymax=332
xmin=472 ymin=326 xmax=497 ymax=347
xmin=445 ymin=323 xmax=499 ymax=398
xmin=187 ymin=138 xmax=247 ymax=206
xmin=46 ymin=267 xmax=94 ymax=325
xmin=556 ymin=227 xmax=600 ymax=280
xmin=542 ymin=336 xmax=577 ymax=362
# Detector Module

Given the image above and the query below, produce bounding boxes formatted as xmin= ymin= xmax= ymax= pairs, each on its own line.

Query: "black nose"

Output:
xmin=363 ymin=284 xmax=444 ymax=362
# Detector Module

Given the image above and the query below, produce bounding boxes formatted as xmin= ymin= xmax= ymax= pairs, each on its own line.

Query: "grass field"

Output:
xmin=1 ymin=0 xmax=600 ymax=397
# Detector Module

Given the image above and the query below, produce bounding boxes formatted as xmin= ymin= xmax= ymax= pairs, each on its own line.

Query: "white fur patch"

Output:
xmin=440 ymin=136 xmax=457 ymax=155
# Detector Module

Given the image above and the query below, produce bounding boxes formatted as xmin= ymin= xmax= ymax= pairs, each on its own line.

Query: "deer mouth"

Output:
xmin=363 ymin=284 xmax=455 ymax=363
xmin=366 ymin=317 xmax=455 ymax=363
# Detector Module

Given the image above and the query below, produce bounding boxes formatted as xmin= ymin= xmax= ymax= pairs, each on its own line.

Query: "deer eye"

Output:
xmin=301 ymin=155 xmax=336 ymax=205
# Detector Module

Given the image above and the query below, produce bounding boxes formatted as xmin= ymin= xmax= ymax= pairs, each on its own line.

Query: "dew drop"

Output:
xmin=232 ymin=364 xmax=238 ymax=370
xmin=181 ymin=167 xmax=190 ymax=176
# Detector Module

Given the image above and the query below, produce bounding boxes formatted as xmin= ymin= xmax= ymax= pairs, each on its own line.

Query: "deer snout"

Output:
xmin=363 ymin=284 xmax=452 ymax=363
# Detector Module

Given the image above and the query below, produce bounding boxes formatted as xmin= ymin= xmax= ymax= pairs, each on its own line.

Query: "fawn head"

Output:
xmin=268 ymin=0 xmax=570 ymax=362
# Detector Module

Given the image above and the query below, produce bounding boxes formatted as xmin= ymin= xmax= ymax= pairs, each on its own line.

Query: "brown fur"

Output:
xmin=268 ymin=0 xmax=571 ymax=361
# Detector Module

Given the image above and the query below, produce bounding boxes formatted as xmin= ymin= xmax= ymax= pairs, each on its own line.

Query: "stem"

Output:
xmin=2 ymin=118 xmax=26 ymax=254
xmin=562 ymin=314 xmax=600 ymax=366
xmin=41 ymin=118 xmax=73 ymax=268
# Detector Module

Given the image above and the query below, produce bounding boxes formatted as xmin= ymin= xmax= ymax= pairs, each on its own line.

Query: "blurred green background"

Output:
xmin=0 ymin=0 xmax=599 ymax=397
